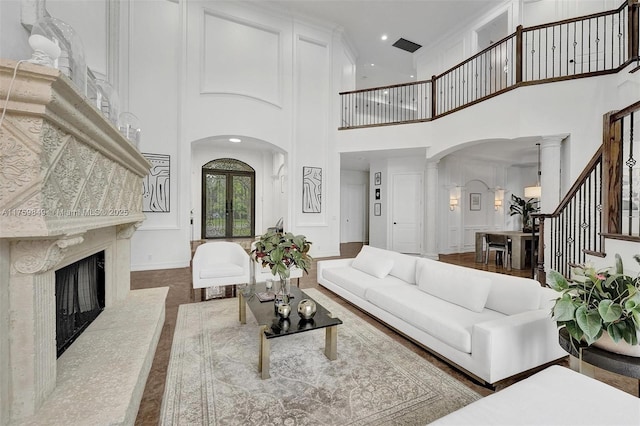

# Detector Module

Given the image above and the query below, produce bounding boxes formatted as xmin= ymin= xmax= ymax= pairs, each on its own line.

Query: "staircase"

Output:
xmin=536 ymin=100 xmax=640 ymax=284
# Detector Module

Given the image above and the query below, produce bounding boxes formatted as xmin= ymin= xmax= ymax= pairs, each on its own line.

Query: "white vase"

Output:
xmin=592 ymin=331 xmax=640 ymax=357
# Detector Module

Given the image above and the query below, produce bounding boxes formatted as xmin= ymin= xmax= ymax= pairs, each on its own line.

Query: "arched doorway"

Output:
xmin=201 ymin=158 xmax=255 ymax=239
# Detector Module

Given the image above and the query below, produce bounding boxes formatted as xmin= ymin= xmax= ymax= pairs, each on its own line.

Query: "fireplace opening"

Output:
xmin=55 ymin=251 xmax=106 ymax=357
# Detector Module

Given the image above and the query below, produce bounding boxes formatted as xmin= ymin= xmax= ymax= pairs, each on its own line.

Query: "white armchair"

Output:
xmin=192 ymin=242 xmax=250 ymax=300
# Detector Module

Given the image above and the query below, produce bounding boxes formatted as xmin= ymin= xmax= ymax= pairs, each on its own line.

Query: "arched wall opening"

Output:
xmin=190 ymin=135 xmax=289 ymax=241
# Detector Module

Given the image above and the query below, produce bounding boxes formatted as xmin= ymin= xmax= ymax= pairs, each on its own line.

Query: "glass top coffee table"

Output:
xmin=238 ymin=283 xmax=343 ymax=379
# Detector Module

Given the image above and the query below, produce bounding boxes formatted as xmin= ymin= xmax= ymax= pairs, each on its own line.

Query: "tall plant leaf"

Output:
xmin=575 ymin=305 xmax=602 ymax=342
xmin=597 ymin=299 xmax=622 ymax=323
xmin=552 ymin=293 xmax=576 ymax=321
xmin=547 ymin=270 xmax=569 ymax=291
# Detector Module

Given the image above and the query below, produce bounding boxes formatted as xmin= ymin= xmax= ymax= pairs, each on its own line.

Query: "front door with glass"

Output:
xmin=201 ymin=159 xmax=255 ymax=239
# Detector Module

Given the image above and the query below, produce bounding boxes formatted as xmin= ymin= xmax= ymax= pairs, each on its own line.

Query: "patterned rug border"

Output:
xmin=160 ymin=288 xmax=481 ymax=425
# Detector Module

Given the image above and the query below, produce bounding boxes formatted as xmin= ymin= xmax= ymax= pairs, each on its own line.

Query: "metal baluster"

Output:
xmin=627 ymin=113 xmax=635 ymax=235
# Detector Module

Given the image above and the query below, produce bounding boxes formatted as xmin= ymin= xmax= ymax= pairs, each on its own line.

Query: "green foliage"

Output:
xmin=251 ymin=231 xmax=312 ymax=280
xmin=549 ymin=254 xmax=640 ymax=346
xmin=509 ymin=194 xmax=540 ymax=230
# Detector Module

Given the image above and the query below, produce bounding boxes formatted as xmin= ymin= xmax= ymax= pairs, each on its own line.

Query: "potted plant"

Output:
xmin=509 ymin=194 xmax=539 ymax=232
xmin=547 ymin=254 xmax=640 ymax=356
xmin=251 ymin=230 xmax=312 ymax=281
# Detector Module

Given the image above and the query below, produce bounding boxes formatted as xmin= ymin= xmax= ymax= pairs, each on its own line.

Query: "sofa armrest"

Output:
xmin=472 ymin=309 xmax=565 ymax=384
xmin=316 ymin=258 xmax=354 ymax=280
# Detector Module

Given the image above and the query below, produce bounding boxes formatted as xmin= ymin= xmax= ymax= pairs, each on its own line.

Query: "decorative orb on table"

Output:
xmin=297 ymin=299 xmax=317 ymax=319
xmin=277 ymin=302 xmax=291 ymax=318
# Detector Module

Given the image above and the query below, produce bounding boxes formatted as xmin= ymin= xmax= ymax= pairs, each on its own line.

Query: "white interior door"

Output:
xmin=391 ymin=173 xmax=423 ymax=253
xmin=341 ymin=183 xmax=366 ymax=243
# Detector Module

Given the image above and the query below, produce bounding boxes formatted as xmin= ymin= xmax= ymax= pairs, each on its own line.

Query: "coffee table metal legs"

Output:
xmin=259 ymin=325 xmax=270 ymax=379
xmin=239 ymin=291 xmax=246 ymax=324
xmin=257 ymin=325 xmax=338 ymax=380
xmin=325 ymin=325 xmax=338 ymax=360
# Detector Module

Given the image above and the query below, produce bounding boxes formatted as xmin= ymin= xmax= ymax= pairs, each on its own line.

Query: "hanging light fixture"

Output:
xmin=524 ymin=142 xmax=542 ymax=198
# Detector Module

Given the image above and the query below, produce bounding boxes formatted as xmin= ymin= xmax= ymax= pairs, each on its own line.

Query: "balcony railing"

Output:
xmin=340 ymin=0 xmax=639 ymax=129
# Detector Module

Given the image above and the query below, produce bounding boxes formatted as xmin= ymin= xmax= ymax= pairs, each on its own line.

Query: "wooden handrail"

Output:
xmin=338 ymin=79 xmax=431 ymax=96
xmin=524 ymin=2 xmax=627 ymax=32
xmin=544 ymin=146 xmax=604 ymax=218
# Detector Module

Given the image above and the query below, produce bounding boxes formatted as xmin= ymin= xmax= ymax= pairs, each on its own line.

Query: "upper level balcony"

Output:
xmin=339 ymin=1 xmax=639 ymax=131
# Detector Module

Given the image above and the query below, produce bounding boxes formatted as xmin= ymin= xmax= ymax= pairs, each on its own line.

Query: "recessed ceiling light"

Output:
xmin=370 ymin=63 xmax=375 ymax=67
xmin=381 ymin=34 xmax=388 ymax=41
xmin=410 ymin=74 xmax=415 ymax=78
xmin=229 ymin=138 xmax=241 ymax=143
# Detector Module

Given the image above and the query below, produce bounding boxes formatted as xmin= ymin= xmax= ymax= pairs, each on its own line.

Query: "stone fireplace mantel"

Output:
xmin=0 ymin=59 xmax=155 ymax=423
xmin=0 ymin=59 xmax=150 ymax=239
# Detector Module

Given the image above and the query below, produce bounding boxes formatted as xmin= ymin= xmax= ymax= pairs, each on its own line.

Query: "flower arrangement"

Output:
xmin=548 ymin=254 xmax=640 ymax=347
xmin=251 ymin=231 xmax=312 ymax=280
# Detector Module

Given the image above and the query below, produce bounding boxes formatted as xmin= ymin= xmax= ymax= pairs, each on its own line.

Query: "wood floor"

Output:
xmin=131 ymin=244 xmax=638 ymax=425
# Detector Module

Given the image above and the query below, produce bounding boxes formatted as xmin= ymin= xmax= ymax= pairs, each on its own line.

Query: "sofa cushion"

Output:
xmin=415 ymin=260 xmax=492 ymax=313
xmin=351 ymin=250 xmax=395 ymax=278
xmin=358 ymin=246 xmax=418 ymax=284
xmin=200 ymin=264 xmax=244 ymax=279
xmin=482 ymin=273 xmax=541 ymax=315
xmin=366 ymin=284 xmax=504 ymax=353
xmin=322 ymin=266 xmax=406 ymax=298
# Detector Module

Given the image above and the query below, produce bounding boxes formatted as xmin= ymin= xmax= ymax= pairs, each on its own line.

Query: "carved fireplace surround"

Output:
xmin=0 ymin=59 xmax=158 ymax=423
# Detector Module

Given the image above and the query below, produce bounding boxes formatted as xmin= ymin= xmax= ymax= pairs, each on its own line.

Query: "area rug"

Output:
xmin=160 ymin=288 xmax=481 ymax=425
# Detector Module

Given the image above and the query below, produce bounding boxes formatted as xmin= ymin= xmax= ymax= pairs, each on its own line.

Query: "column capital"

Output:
xmin=541 ymin=135 xmax=566 ymax=149
xmin=426 ymin=160 xmax=440 ymax=170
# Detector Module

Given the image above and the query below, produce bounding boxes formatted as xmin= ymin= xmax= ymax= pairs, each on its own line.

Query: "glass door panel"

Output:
xmin=203 ymin=173 xmax=226 ymax=238
xmin=232 ymin=175 xmax=252 ymax=237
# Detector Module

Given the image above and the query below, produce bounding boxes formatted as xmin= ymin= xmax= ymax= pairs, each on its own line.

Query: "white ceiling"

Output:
xmin=266 ymin=0 xmax=504 ymax=88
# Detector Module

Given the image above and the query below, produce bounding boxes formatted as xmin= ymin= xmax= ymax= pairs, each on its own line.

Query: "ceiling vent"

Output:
xmin=392 ymin=38 xmax=422 ymax=53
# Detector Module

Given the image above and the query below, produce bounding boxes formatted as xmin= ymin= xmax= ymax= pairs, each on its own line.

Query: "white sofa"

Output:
xmin=317 ymin=245 xmax=566 ymax=385
xmin=431 ymin=365 xmax=640 ymax=425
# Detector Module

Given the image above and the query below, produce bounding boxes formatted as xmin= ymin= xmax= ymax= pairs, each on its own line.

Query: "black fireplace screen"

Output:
xmin=55 ymin=251 xmax=105 ymax=357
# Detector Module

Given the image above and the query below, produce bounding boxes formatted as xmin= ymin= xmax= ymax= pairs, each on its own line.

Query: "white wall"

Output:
xmin=0 ymin=1 xmax=31 ymax=61
xmin=46 ymin=0 xmax=108 ymax=76
xmin=522 ymin=0 xmax=621 ymax=27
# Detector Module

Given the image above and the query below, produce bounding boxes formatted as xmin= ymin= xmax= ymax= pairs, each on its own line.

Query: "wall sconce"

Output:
xmin=449 ymin=198 xmax=459 ymax=211
xmin=494 ymin=188 xmax=505 ymax=211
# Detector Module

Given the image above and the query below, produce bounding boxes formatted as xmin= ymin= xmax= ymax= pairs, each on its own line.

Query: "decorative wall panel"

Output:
xmin=201 ymin=10 xmax=281 ymax=106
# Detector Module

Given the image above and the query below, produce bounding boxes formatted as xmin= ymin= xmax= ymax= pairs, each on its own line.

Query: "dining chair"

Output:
xmin=484 ymin=234 xmax=512 ymax=269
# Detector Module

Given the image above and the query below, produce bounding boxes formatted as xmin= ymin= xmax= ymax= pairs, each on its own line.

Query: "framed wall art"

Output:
xmin=302 ymin=166 xmax=322 ymax=213
xmin=469 ymin=193 xmax=481 ymax=211
xmin=375 ymin=188 xmax=380 ymax=200
xmin=374 ymin=172 xmax=381 ymax=186
xmin=374 ymin=203 xmax=381 ymax=216
xmin=142 ymin=153 xmax=170 ymax=212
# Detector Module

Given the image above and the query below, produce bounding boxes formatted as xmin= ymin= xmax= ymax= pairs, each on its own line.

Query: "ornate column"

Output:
xmin=540 ymin=136 xmax=564 ymax=213
xmin=424 ymin=160 xmax=439 ymax=259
